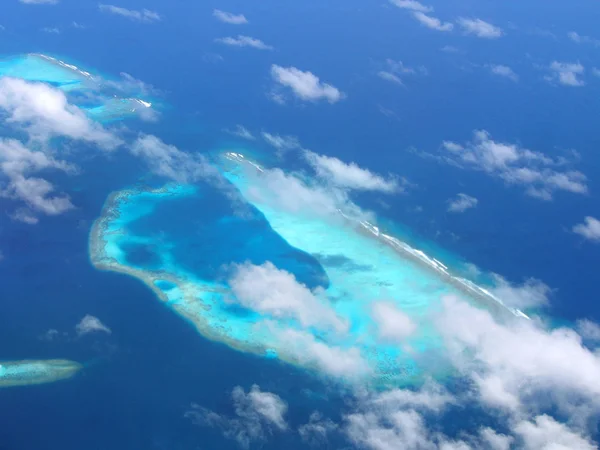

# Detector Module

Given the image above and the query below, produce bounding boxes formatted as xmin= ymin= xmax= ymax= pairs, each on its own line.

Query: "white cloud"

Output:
xmin=19 ymin=0 xmax=57 ymax=4
xmin=568 ymin=31 xmax=600 ymax=47
xmin=546 ymin=61 xmax=585 ymax=87
xmin=41 ymin=27 xmax=60 ymax=34
xmin=98 ymin=4 xmax=161 ymax=23
xmin=514 ymin=415 xmax=597 ymax=450
xmin=389 ymin=0 xmax=432 ymax=12
xmin=0 ymin=77 xmax=121 ymax=150
xmin=276 ymin=328 xmax=370 ymax=378
xmin=215 ymin=35 xmax=273 ymax=50
xmin=412 ymin=12 xmax=453 ymax=32
xmin=270 ymin=65 xmax=344 ymax=103
xmin=130 ymin=135 xmax=214 ymax=183
xmin=437 ymin=295 xmax=600 ymax=416
xmin=457 ymin=18 xmax=503 ymax=38
xmin=226 ymin=125 xmax=255 ymax=140
xmin=488 ymin=64 xmax=518 ymax=82
xmin=378 ymin=59 xmax=426 ymax=86
xmin=75 ymin=315 xmax=112 ymax=336
xmin=299 ymin=412 xmax=339 ymax=446
xmin=371 ymin=301 xmax=417 ymax=342
xmin=305 ymin=151 xmax=401 ymax=193
xmin=378 ymin=71 xmax=404 ymax=85
xmin=435 ymin=130 xmax=587 ymax=200
xmin=447 ymin=193 xmax=478 ymax=213
xmin=593 ymin=68 xmax=600 ymax=77
xmin=261 ymin=132 xmax=302 ymax=151
xmin=0 ymin=138 xmax=74 ymax=219
xmin=229 ymin=262 xmax=348 ymax=333
xmin=72 ymin=22 xmax=85 ymax=29
xmin=489 ymin=275 xmax=551 ymax=309
xmin=213 ymin=9 xmax=248 ymax=25
xmin=573 ymin=216 xmax=600 ymax=242
xmin=186 ymin=385 xmax=287 ymax=448
xmin=576 ymin=319 xmax=600 ymax=343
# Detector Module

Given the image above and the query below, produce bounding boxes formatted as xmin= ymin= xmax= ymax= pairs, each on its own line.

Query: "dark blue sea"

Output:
xmin=1 ymin=0 xmax=600 ymax=448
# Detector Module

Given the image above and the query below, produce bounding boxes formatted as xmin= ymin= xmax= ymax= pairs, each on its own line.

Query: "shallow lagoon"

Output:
xmin=0 ymin=360 xmax=82 ymax=387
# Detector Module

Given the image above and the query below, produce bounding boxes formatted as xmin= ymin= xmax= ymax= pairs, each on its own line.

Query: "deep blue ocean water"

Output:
xmin=2 ymin=0 xmax=600 ymax=448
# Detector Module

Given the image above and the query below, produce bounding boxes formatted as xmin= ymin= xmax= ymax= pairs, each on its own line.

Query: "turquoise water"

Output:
xmin=0 ymin=53 xmax=155 ymax=123
xmin=90 ymin=152 xmax=521 ymax=387
xmin=0 ymin=360 xmax=82 ymax=387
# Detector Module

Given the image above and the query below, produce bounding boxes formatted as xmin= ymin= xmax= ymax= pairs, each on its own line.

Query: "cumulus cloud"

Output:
xmin=75 ymin=315 xmax=112 ymax=336
xmin=276 ymin=328 xmax=370 ymax=378
xmin=573 ymin=216 xmax=600 ymax=242
xmin=130 ymin=135 xmax=214 ymax=183
xmin=98 ymin=4 xmax=161 ymax=23
xmin=229 ymin=262 xmax=347 ymax=333
xmin=546 ymin=61 xmax=585 ymax=87
xmin=215 ymin=35 xmax=273 ymax=50
xmin=305 ymin=150 xmax=401 ymax=193
xmin=488 ymin=64 xmax=518 ymax=82
xmin=432 ymin=130 xmax=587 ymax=200
xmin=568 ymin=31 xmax=600 ymax=47
xmin=213 ymin=9 xmax=248 ymax=25
xmin=389 ymin=0 xmax=432 ymax=12
xmin=0 ymin=139 xmax=74 ymax=220
xmin=489 ymin=275 xmax=551 ymax=309
xmin=514 ymin=415 xmax=597 ymax=450
xmin=41 ymin=27 xmax=60 ymax=34
xmin=299 ymin=412 xmax=339 ymax=446
xmin=457 ymin=18 xmax=503 ymax=38
xmin=270 ymin=65 xmax=344 ymax=103
xmin=447 ymin=193 xmax=478 ymax=213
xmin=412 ymin=12 xmax=453 ymax=32
xmin=371 ymin=301 xmax=417 ymax=342
xmin=576 ymin=319 xmax=600 ymax=342
xmin=0 ymin=77 xmax=121 ymax=150
xmin=186 ymin=385 xmax=287 ymax=448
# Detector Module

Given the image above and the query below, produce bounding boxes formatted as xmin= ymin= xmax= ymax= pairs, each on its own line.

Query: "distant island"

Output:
xmin=0 ymin=359 xmax=83 ymax=388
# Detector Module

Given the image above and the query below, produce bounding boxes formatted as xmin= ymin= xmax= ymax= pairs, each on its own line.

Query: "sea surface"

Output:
xmin=1 ymin=1 xmax=600 ymax=448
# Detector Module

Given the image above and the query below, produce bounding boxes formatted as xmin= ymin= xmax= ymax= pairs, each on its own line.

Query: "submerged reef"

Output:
xmin=90 ymin=153 xmax=526 ymax=387
xmin=0 ymin=53 xmax=155 ymax=122
xmin=0 ymin=359 xmax=82 ymax=388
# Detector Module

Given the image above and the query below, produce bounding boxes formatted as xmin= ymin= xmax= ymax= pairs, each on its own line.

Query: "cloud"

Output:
xmin=488 ymin=64 xmax=518 ymax=82
xmin=75 ymin=315 xmax=112 ymax=336
xmin=186 ymin=385 xmax=287 ymax=448
xmin=389 ymin=0 xmax=432 ymax=12
xmin=431 ymin=130 xmax=587 ymax=200
xmin=0 ymin=77 xmax=121 ymax=149
xmin=371 ymin=301 xmax=417 ymax=342
xmin=489 ymin=275 xmax=551 ymax=309
xmin=98 ymin=4 xmax=161 ymax=23
xmin=378 ymin=59 xmax=427 ymax=86
xmin=305 ymin=150 xmax=401 ymax=193
xmin=215 ymin=35 xmax=273 ymax=50
xmin=299 ymin=412 xmax=339 ymax=446
xmin=412 ymin=12 xmax=453 ymax=32
xmin=229 ymin=262 xmax=348 ymax=333
xmin=213 ymin=9 xmax=248 ymax=25
xmin=19 ymin=0 xmax=57 ymax=4
xmin=72 ymin=22 xmax=85 ymax=29
xmin=447 ymin=193 xmax=478 ymax=213
xmin=457 ymin=18 xmax=503 ymax=38
xmin=226 ymin=125 xmax=255 ymax=140
xmin=577 ymin=319 xmax=600 ymax=343
xmin=546 ymin=61 xmax=585 ymax=87
xmin=41 ymin=27 xmax=60 ymax=34
xmin=437 ymin=295 xmax=600 ymax=417
xmin=130 ymin=135 xmax=214 ymax=183
xmin=261 ymin=132 xmax=302 ymax=151
xmin=568 ymin=31 xmax=600 ymax=47
xmin=573 ymin=216 xmax=600 ymax=242
xmin=593 ymin=68 xmax=600 ymax=77
xmin=514 ymin=415 xmax=597 ymax=450
xmin=275 ymin=328 xmax=370 ymax=378
xmin=270 ymin=65 xmax=344 ymax=103
xmin=0 ymin=138 xmax=74 ymax=219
